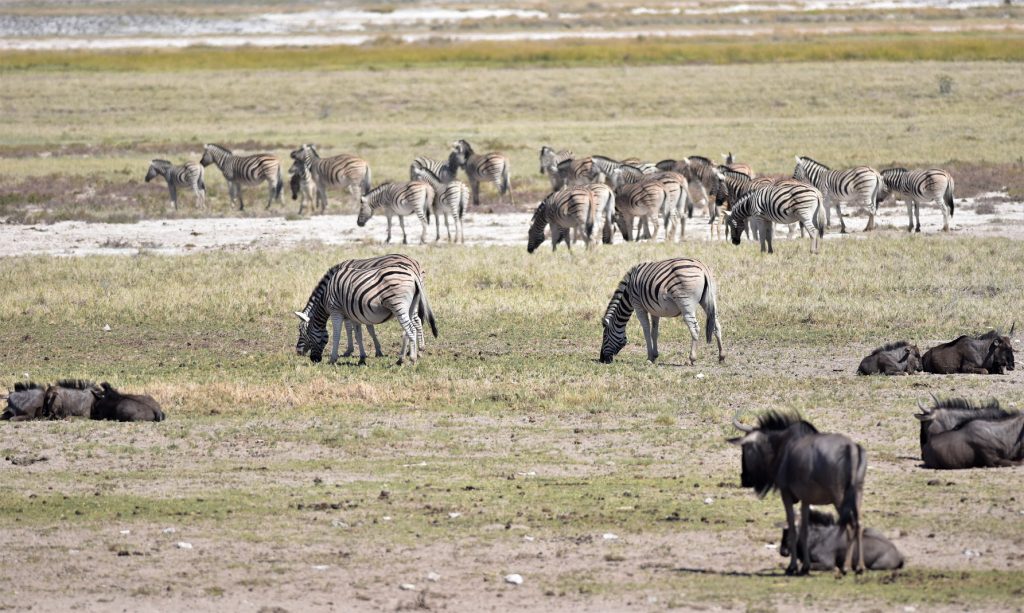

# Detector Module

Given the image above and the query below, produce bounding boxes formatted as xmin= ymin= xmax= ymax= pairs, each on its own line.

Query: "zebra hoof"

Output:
xmin=718 ymin=355 xmax=726 ymax=363
xmin=358 ymin=358 xmax=367 ymax=366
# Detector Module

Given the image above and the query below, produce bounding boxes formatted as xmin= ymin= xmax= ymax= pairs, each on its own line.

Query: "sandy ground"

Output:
xmin=2 ymin=194 xmax=1022 ymax=258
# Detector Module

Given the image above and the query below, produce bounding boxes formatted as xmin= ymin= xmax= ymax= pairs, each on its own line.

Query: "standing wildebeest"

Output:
xmin=922 ymin=325 xmax=1015 ymax=374
xmin=90 ymin=383 xmax=165 ymax=422
xmin=44 ymin=379 xmax=99 ymax=419
xmin=729 ymin=411 xmax=866 ymax=575
xmin=2 ymin=382 xmax=47 ymax=421
xmin=857 ymin=341 xmax=923 ymax=376
xmin=779 ymin=510 xmax=903 ymax=571
xmin=915 ymin=397 xmax=1024 ymax=469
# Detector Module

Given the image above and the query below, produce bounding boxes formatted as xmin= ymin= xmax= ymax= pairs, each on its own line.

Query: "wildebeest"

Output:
xmin=922 ymin=325 xmax=1015 ymax=375
xmin=2 ymin=382 xmax=47 ymax=421
xmin=779 ymin=510 xmax=903 ymax=571
xmin=915 ymin=397 xmax=1024 ymax=469
xmin=729 ymin=411 xmax=866 ymax=575
xmin=45 ymin=379 xmax=99 ymax=419
xmin=90 ymin=383 xmax=165 ymax=422
xmin=857 ymin=341 xmax=922 ymax=376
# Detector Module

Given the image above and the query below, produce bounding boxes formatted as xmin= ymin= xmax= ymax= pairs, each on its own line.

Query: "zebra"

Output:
xmin=546 ymin=156 xmax=594 ymax=190
xmin=295 ymin=260 xmax=437 ymax=366
xmin=410 ymin=151 xmax=460 ymax=184
xmin=721 ymin=152 xmax=754 ymax=177
xmin=610 ymin=165 xmax=688 ymax=242
xmin=357 ymin=181 xmax=435 ymax=244
xmin=410 ymin=164 xmax=469 ymax=243
xmin=793 ymin=156 xmax=882 ymax=233
xmin=612 ymin=179 xmax=667 ymax=242
xmin=288 ymin=158 xmax=317 ymax=215
xmin=199 ymin=144 xmax=282 ymax=211
xmin=680 ymin=156 xmax=724 ymax=221
xmin=145 ymin=159 xmax=205 ymax=210
xmin=727 ymin=180 xmax=826 ymax=254
xmin=713 ymin=167 xmax=774 ymax=240
xmin=294 ymin=254 xmax=428 ymax=362
xmin=527 ymin=187 xmax=596 ymax=253
xmin=539 ymin=146 xmax=574 ymax=189
xmin=450 ymin=140 xmax=514 ymax=206
xmin=294 ymin=144 xmax=371 ymax=213
xmin=580 ymin=182 xmax=615 ymax=245
xmin=600 ymin=257 xmax=724 ymax=365
xmin=879 ymin=167 xmax=955 ymax=232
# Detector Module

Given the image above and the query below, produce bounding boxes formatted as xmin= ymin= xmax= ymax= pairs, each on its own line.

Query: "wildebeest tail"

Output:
xmin=416 ymin=277 xmax=438 ymax=338
xmin=838 ymin=443 xmax=867 ymax=528
xmin=944 ymin=176 xmax=955 ymax=217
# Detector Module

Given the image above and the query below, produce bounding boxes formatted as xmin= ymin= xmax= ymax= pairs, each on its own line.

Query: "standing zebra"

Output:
xmin=527 ymin=187 xmax=596 ymax=253
xmin=294 ymin=144 xmax=371 ymax=213
xmin=546 ymin=156 xmax=595 ymax=190
xmin=721 ymin=152 xmax=754 ymax=177
xmin=410 ymin=152 xmax=460 ymax=184
xmin=727 ymin=180 xmax=826 ymax=254
xmin=200 ymin=144 xmax=282 ymax=211
xmin=879 ymin=167 xmax=955 ymax=232
xmin=357 ymin=181 xmax=435 ymax=244
xmin=600 ymin=258 xmax=724 ymax=365
xmin=410 ymin=164 xmax=469 ymax=243
xmin=295 ymin=259 xmax=437 ymax=366
xmin=294 ymin=254 xmax=429 ymax=362
xmin=451 ymin=140 xmax=514 ymax=206
xmin=793 ymin=156 xmax=882 ymax=233
xmin=288 ymin=158 xmax=318 ymax=215
xmin=581 ymin=182 xmax=615 ymax=245
xmin=611 ymin=177 xmax=667 ymax=242
xmin=539 ymin=146 xmax=574 ymax=189
xmin=713 ymin=167 xmax=775 ymax=240
xmin=610 ymin=166 xmax=688 ymax=242
xmin=145 ymin=159 xmax=205 ymax=210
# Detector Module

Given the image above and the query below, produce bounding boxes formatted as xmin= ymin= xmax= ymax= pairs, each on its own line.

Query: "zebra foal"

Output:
xmin=357 ymin=181 xmax=435 ymax=244
xmin=879 ymin=167 xmax=955 ymax=232
xmin=288 ymin=158 xmax=317 ymax=215
xmin=145 ymin=159 xmax=205 ymax=210
xmin=727 ymin=180 xmax=826 ymax=254
xmin=200 ymin=144 xmax=283 ymax=211
xmin=451 ymin=139 xmax=514 ymax=206
xmin=600 ymin=258 xmax=724 ymax=365
xmin=410 ymin=165 xmax=469 ymax=243
xmin=793 ymin=156 xmax=882 ymax=233
xmin=527 ymin=187 xmax=596 ymax=253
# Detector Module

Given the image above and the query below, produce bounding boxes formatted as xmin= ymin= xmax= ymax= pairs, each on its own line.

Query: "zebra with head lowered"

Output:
xmin=200 ymin=144 xmax=283 ymax=211
xmin=609 ymin=165 xmax=688 ymax=242
xmin=410 ymin=164 xmax=469 ymax=244
xmin=539 ymin=146 xmax=574 ymax=189
xmin=294 ymin=144 xmax=371 ymax=213
xmin=793 ymin=156 xmax=882 ymax=233
xmin=145 ymin=159 xmax=206 ymax=210
xmin=288 ymin=157 xmax=317 ymax=215
xmin=713 ymin=167 xmax=773 ymax=240
xmin=879 ymin=167 xmax=955 ymax=233
xmin=600 ymin=258 xmax=724 ymax=365
xmin=450 ymin=140 xmax=514 ymax=206
xmin=357 ymin=181 xmax=435 ymax=244
xmin=296 ymin=257 xmax=437 ymax=366
xmin=410 ymin=152 xmax=460 ymax=184
xmin=727 ymin=180 xmax=826 ymax=254
xmin=294 ymin=254 xmax=428 ymax=363
xmin=527 ymin=187 xmax=596 ymax=253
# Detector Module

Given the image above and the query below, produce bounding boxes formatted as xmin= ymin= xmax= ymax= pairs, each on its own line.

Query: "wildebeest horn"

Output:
xmin=1010 ymin=321 xmax=1016 ymax=336
xmin=732 ymin=411 xmax=754 ymax=432
xmin=916 ymin=399 xmax=932 ymax=414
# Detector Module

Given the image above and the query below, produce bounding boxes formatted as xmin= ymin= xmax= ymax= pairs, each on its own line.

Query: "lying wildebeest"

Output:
xmin=922 ymin=325 xmax=1015 ymax=375
xmin=2 ymin=382 xmax=47 ymax=421
xmin=45 ymin=379 xmax=99 ymax=419
xmin=779 ymin=509 xmax=904 ymax=571
xmin=916 ymin=397 xmax=1023 ymax=469
xmin=90 ymin=383 xmax=165 ymax=422
xmin=857 ymin=341 xmax=922 ymax=376
xmin=729 ymin=411 xmax=866 ymax=575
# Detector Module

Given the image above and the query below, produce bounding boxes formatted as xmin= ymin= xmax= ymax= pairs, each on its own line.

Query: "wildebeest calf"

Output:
xmin=779 ymin=509 xmax=903 ymax=571
xmin=2 ymin=382 xmax=47 ymax=421
xmin=90 ymin=383 xmax=165 ymax=422
xmin=922 ymin=326 xmax=1015 ymax=375
xmin=857 ymin=341 xmax=922 ymax=375
xmin=916 ymin=397 xmax=1024 ymax=469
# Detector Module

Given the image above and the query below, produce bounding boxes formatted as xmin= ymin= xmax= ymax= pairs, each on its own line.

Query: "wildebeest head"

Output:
xmin=914 ymin=396 xmax=1013 ymax=445
xmin=978 ymin=325 xmax=1015 ymax=373
xmin=90 ymin=382 xmax=165 ymax=422
xmin=727 ymin=411 xmax=819 ymax=498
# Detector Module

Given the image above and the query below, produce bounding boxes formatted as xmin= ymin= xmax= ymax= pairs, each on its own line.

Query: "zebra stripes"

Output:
xmin=727 ymin=180 xmax=826 ymax=254
xmin=200 ymin=144 xmax=282 ymax=211
xmin=357 ymin=181 xmax=435 ymax=244
xmin=410 ymin=164 xmax=469 ymax=243
xmin=721 ymin=152 xmax=754 ymax=177
xmin=296 ymin=257 xmax=437 ymax=365
xmin=611 ymin=166 xmax=689 ymax=243
xmin=539 ymin=146 xmax=574 ymax=189
xmin=793 ymin=156 xmax=882 ymax=233
xmin=295 ymin=144 xmax=372 ymax=213
xmin=288 ymin=158 xmax=317 ymax=215
xmin=546 ymin=156 xmax=595 ymax=190
xmin=451 ymin=140 xmax=514 ymax=206
xmin=527 ymin=187 xmax=596 ymax=253
xmin=600 ymin=258 xmax=724 ymax=365
xmin=611 ymin=179 xmax=666 ymax=242
xmin=145 ymin=159 xmax=205 ymax=210
xmin=410 ymin=152 xmax=460 ymax=184
xmin=879 ymin=167 xmax=955 ymax=232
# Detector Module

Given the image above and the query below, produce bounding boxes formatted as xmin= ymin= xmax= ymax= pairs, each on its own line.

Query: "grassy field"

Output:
xmin=1 ymin=238 xmax=1022 ymax=610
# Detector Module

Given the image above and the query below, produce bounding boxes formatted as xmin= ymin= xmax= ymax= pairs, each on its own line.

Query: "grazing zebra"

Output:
xmin=727 ymin=180 xmax=826 ymax=254
xmin=294 ymin=254 xmax=428 ymax=362
xmin=879 ymin=167 xmax=955 ymax=232
xmin=357 ymin=181 xmax=435 ymax=245
xmin=295 ymin=260 xmax=437 ymax=366
xmin=410 ymin=152 xmax=460 ymax=184
xmin=793 ymin=156 xmax=882 ymax=233
xmin=527 ymin=187 xmax=596 ymax=253
xmin=294 ymin=144 xmax=371 ymax=213
xmin=539 ymin=146 xmax=574 ymax=189
xmin=410 ymin=164 xmax=469 ymax=243
xmin=721 ymin=152 xmax=754 ymax=177
xmin=199 ymin=144 xmax=282 ymax=211
xmin=612 ymin=179 xmax=667 ymax=242
xmin=450 ymin=140 xmax=514 ymax=206
xmin=713 ymin=167 xmax=774 ymax=240
xmin=610 ymin=166 xmax=688 ymax=242
xmin=600 ymin=258 xmax=724 ymax=365
xmin=288 ymin=158 xmax=317 ymax=215
xmin=145 ymin=159 xmax=205 ymax=210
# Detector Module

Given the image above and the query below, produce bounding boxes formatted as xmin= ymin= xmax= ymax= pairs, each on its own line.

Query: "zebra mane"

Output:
xmin=150 ymin=159 xmax=172 ymax=166
xmin=13 ymin=382 xmax=46 ymax=392
xmin=413 ymin=164 xmax=447 ymax=185
xmin=883 ymin=167 xmax=908 ymax=174
xmin=364 ymin=182 xmax=393 ymax=198
xmin=755 ymin=410 xmax=817 ymax=434
xmin=797 ymin=156 xmax=827 ymax=169
xmin=531 ymin=200 xmax=548 ymax=222
xmin=303 ymin=144 xmax=321 ymax=158
xmin=590 ymin=154 xmax=622 ymax=164
xmin=656 ymin=159 xmax=678 ymax=171
xmin=688 ymin=155 xmax=713 ymax=167
xmin=52 ymin=379 xmax=96 ymax=390
xmin=718 ymin=166 xmax=751 ymax=181
xmin=866 ymin=340 xmax=913 ymax=356
xmin=206 ymin=143 xmax=231 ymax=154
xmin=454 ymin=139 xmax=474 ymax=154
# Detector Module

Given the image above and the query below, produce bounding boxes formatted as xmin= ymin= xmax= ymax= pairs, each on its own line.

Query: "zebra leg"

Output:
xmin=194 ymin=184 xmax=206 ymax=210
xmin=385 ymin=215 xmax=393 ymax=244
xmin=266 ymin=180 xmax=275 ymax=210
xmin=674 ymin=296 xmax=701 ymax=365
xmin=650 ymin=316 xmax=661 ymax=361
xmin=353 ymin=325 xmax=367 ymax=366
xmin=634 ymin=308 xmax=657 ymax=363
xmin=765 ymin=222 xmax=775 ymax=254
xmin=399 ymin=215 xmax=409 ymax=245
xmin=833 ymin=201 xmax=847 ymax=233
xmin=329 ymin=313 xmax=343 ymax=364
xmin=434 ymin=200 xmax=442 ymax=241
xmin=444 ymin=211 xmax=452 ymax=242
xmin=167 ymin=184 xmax=178 ymax=211
xmin=919 ymin=200 xmax=928 ymax=233
xmin=416 ymin=209 xmax=428 ymax=244
xmin=366 ymin=324 xmax=384 ymax=357
xmin=471 ymin=179 xmax=480 ymax=207
xmin=342 ymin=319 xmax=356 ymax=357
xmin=389 ymin=301 xmax=419 ymax=366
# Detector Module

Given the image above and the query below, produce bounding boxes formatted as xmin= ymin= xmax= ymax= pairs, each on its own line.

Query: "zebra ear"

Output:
xmin=794 ymin=155 xmax=802 ymax=163
xmin=293 ymin=311 xmax=310 ymax=323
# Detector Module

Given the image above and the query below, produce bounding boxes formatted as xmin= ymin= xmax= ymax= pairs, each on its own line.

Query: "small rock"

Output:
xmin=331 ymin=520 xmax=349 ymax=528
xmin=119 ymin=529 xmax=131 ymax=535
xmin=426 ymin=572 xmax=440 ymax=583
xmin=695 ymin=373 xmax=705 ymax=379
xmin=448 ymin=512 xmax=461 ymax=519
xmin=504 ymin=574 xmax=524 ymax=586
xmin=522 ymin=536 xmax=535 ymax=542
xmin=903 ymin=607 xmax=917 ymax=612
xmin=312 ymin=565 xmax=329 ymax=571
xmin=602 ymin=533 xmax=619 ymax=540
xmin=704 ymin=497 xmax=714 ymax=505
xmin=175 ymin=542 xmax=193 ymax=550
xmin=382 ymin=516 xmax=392 ymax=522
xmin=162 ymin=527 xmax=176 ymax=534
xmin=399 ymin=583 xmax=416 ymax=591
xmin=963 ymin=549 xmax=980 ymax=558
xmin=102 ymin=324 xmax=111 ymax=332
xmin=765 ymin=543 xmax=778 ymax=549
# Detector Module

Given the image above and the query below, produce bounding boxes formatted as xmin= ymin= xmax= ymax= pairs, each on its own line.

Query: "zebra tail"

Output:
xmin=585 ymin=199 xmax=595 ymax=239
xmin=362 ymin=167 xmax=372 ymax=196
xmin=416 ymin=277 xmax=438 ymax=338
xmin=814 ymin=200 xmax=826 ymax=238
xmin=944 ymin=178 xmax=955 ymax=217
xmin=701 ymin=275 xmax=717 ymax=344
xmin=274 ymin=168 xmax=284 ymax=201
xmin=501 ymin=164 xmax=512 ymax=196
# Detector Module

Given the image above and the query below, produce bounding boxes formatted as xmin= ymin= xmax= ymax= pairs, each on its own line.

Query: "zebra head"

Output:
xmin=726 ymin=195 xmax=749 ymax=246
xmin=145 ymin=159 xmax=169 ymax=183
xmin=599 ymin=278 xmax=633 ymax=363
xmin=357 ymin=196 xmax=373 ymax=226
xmin=293 ymin=311 xmax=311 ymax=355
xmin=199 ymin=144 xmax=226 ymax=167
xmin=526 ymin=201 xmax=548 ymax=253
xmin=294 ymin=311 xmax=327 ymax=363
